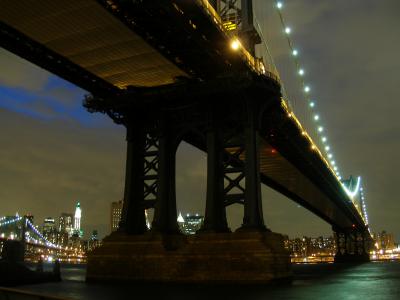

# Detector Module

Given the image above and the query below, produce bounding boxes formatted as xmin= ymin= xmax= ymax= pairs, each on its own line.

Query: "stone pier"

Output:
xmin=87 ymin=231 xmax=291 ymax=283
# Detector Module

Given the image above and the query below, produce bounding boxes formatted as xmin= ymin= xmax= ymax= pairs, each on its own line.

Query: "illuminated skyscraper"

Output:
xmin=178 ymin=213 xmax=204 ymax=235
xmin=43 ymin=217 xmax=57 ymax=244
xmin=74 ymin=202 xmax=82 ymax=237
xmin=110 ymin=200 xmax=123 ymax=232
xmin=374 ymin=231 xmax=395 ymax=250
xmin=43 ymin=217 xmax=56 ymax=233
xmin=59 ymin=213 xmax=73 ymax=235
xmin=110 ymin=201 xmax=151 ymax=232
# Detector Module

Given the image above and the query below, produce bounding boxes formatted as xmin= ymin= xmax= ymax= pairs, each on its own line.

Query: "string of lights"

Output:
xmin=270 ymin=1 xmax=371 ymax=226
xmin=273 ymin=1 xmax=343 ymax=179
xmin=0 ymin=215 xmax=82 ymax=251
xmin=0 ymin=216 xmax=22 ymax=227
xmin=26 ymin=219 xmax=61 ymax=249
xmin=360 ymin=186 xmax=369 ymax=226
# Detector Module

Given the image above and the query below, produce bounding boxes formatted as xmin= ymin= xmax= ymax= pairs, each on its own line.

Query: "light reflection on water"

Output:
xmin=17 ymin=261 xmax=400 ymax=300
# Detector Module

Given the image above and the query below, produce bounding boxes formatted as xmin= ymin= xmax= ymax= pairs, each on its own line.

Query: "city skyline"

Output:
xmin=1 ymin=0 xmax=399 ymax=241
xmin=0 ymin=201 xmax=90 ymax=238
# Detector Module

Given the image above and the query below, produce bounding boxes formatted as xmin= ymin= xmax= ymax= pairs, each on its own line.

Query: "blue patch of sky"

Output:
xmin=0 ymin=75 xmax=115 ymax=128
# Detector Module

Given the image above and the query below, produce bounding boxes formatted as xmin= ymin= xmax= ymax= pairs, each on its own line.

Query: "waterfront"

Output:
xmin=13 ymin=261 xmax=400 ymax=300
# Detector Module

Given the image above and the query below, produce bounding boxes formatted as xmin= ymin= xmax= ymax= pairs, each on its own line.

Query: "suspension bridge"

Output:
xmin=0 ymin=0 xmax=372 ymax=282
xmin=0 ymin=215 xmax=84 ymax=263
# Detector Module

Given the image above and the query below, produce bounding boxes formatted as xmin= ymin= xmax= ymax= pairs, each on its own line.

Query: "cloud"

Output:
xmin=0 ymin=108 xmax=126 ymax=238
xmin=0 ymin=48 xmax=50 ymax=91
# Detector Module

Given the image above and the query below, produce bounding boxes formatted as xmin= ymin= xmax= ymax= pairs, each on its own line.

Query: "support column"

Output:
xmin=21 ymin=216 xmax=27 ymax=254
xmin=241 ymin=104 xmax=266 ymax=230
xmin=240 ymin=0 xmax=261 ymax=56
xmin=209 ymin=0 xmax=217 ymax=9
xmin=119 ymin=120 xmax=147 ymax=234
xmin=334 ymin=227 xmax=370 ymax=263
xmin=152 ymin=119 xmax=179 ymax=233
xmin=201 ymin=118 xmax=229 ymax=232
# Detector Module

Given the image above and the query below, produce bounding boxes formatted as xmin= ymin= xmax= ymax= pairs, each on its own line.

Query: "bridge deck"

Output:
xmin=0 ymin=0 xmax=187 ymax=88
xmin=0 ymin=1 xmax=366 ymax=231
xmin=258 ymin=140 xmax=355 ymax=228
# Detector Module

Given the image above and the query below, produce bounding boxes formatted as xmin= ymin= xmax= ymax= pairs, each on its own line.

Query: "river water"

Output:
xmin=16 ymin=261 xmax=400 ymax=299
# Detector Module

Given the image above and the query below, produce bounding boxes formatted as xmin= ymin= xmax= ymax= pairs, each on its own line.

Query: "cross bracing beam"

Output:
xmin=1 ymin=0 xmax=268 ymax=97
xmin=86 ymin=73 xmax=367 ymax=233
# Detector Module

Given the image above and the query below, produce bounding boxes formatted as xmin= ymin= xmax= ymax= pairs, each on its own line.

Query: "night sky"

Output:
xmin=0 ymin=0 xmax=399 ymax=241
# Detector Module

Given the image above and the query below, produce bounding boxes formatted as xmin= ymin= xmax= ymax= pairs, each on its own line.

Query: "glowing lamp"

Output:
xmin=231 ymin=39 xmax=240 ymax=50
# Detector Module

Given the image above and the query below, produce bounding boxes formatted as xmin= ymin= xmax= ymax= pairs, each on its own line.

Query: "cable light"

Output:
xmin=272 ymin=1 xmax=366 ymax=222
xmin=342 ymin=176 xmax=361 ymax=199
xmin=230 ymin=39 xmax=240 ymax=50
xmin=273 ymin=0 xmax=341 ymax=179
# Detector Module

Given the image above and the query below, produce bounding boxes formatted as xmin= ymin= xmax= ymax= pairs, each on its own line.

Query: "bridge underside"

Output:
xmin=0 ymin=0 xmax=188 ymax=88
xmin=0 ymin=0 xmax=365 ymax=231
xmin=1 ymin=0 xmax=370 ymax=283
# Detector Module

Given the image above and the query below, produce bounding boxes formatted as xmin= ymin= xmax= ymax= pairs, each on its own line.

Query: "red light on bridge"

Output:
xmin=352 ymin=224 xmax=356 ymax=228
xmin=271 ymin=148 xmax=277 ymax=154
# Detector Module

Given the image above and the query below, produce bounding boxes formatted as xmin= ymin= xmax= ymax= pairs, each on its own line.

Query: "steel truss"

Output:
xmin=334 ymin=228 xmax=370 ymax=262
xmin=85 ymin=76 xmax=269 ymax=234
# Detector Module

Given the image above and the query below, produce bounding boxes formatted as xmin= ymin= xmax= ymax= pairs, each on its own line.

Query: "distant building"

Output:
xmin=177 ymin=213 xmax=204 ymax=235
xmin=57 ymin=230 xmax=69 ymax=247
xmin=110 ymin=201 xmax=152 ymax=232
xmin=73 ymin=202 xmax=83 ymax=238
xmin=145 ymin=210 xmax=151 ymax=229
xmin=42 ymin=217 xmax=57 ymax=244
xmin=111 ymin=201 xmax=123 ymax=232
xmin=59 ymin=213 xmax=73 ymax=236
xmin=374 ymin=231 xmax=395 ymax=250
xmin=42 ymin=217 xmax=56 ymax=233
xmin=88 ymin=230 xmax=101 ymax=251
xmin=286 ymin=235 xmax=336 ymax=257
xmin=24 ymin=214 xmax=34 ymax=224
xmin=0 ymin=215 xmax=22 ymax=240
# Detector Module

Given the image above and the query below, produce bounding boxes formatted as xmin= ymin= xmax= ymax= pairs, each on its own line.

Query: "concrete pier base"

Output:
xmin=87 ymin=231 xmax=291 ymax=284
xmin=334 ymin=253 xmax=370 ymax=263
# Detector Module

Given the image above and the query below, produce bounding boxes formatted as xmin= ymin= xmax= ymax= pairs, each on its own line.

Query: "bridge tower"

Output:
xmin=0 ymin=216 xmax=26 ymax=263
xmin=333 ymin=226 xmax=371 ymax=263
xmin=83 ymin=0 xmax=290 ymax=283
xmin=85 ymin=78 xmax=291 ymax=283
xmin=212 ymin=0 xmax=261 ymax=55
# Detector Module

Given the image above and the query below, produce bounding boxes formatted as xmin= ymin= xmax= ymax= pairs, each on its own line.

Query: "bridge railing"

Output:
xmin=281 ymin=100 xmax=341 ymax=186
xmin=281 ymin=100 xmax=367 ymax=222
xmin=195 ymin=0 xmax=281 ymax=83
